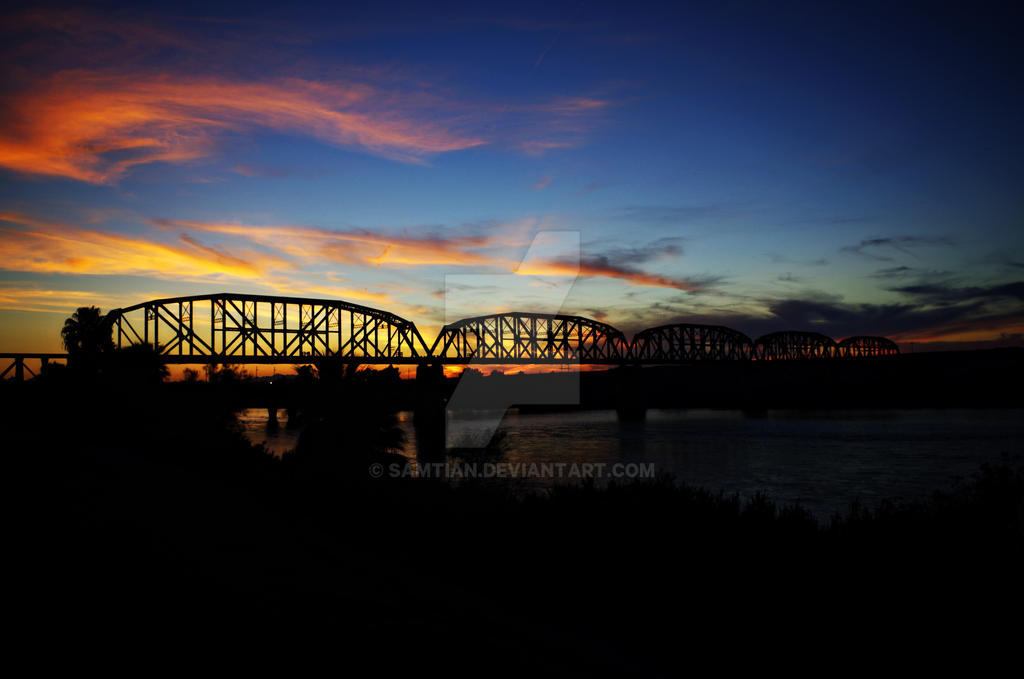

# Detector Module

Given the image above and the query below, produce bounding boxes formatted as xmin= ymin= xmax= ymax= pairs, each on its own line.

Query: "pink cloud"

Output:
xmin=0 ymin=8 xmax=619 ymax=180
xmin=0 ymin=72 xmax=486 ymax=183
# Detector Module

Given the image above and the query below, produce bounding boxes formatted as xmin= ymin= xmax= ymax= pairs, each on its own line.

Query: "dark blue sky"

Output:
xmin=1 ymin=0 xmax=1021 ymax=351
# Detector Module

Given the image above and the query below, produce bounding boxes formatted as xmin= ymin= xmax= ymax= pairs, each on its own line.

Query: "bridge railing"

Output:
xmin=0 ymin=354 xmax=69 ymax=382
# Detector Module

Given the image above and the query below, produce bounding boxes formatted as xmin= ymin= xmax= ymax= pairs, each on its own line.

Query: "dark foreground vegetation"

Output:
xmin=8 ymin=350 xmax=1023 ymax=674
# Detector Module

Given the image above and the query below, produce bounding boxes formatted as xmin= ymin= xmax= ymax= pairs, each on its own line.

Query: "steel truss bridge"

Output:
xmin=2 ymin=292 xmax=899 ymax=377
xmin=430 ymin=312 xmax=629 ymax=364
xmin=108 ymin=293 xmax=430 ymax=364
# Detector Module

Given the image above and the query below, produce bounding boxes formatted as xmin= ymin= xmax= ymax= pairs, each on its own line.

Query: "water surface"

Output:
xmin=239 ymin=407 xmax=1024 ymax=519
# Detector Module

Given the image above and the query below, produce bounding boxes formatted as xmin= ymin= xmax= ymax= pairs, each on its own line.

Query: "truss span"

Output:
xmin=754 ymin=331 xmax=838 ymax=360
xmin=430 ymin=312 xmax=629 ymax=364
xmin=838 ymin=335 xmax=900 ymax=358
xmin=629 ymin=324 xmax=753 ymax=362
xmin=47 ymin=292 xmax=904 ymax=368
xmin=105 ymin=293 xmax=431 ymax=364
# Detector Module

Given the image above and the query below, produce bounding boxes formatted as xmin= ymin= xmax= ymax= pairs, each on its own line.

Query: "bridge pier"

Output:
xmin=414 ymin=363 xmax=446 ymax=459
xmin=267 ymin=406 xmax=279 ymax=430
xmin=615 ymin=365 xmax=647 ymax=421
xmin=285 ymin=405 xmax=302 ymax=429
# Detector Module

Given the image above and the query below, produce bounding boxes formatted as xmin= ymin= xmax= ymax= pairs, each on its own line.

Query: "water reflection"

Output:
xmin=237 ymin=406 xmax=1024 ymax=519
xmin=236 ymin=408 xmax=301 ymax=457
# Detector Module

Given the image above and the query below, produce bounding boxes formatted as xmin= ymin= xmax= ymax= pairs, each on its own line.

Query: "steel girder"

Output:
xmin=838 ymin=335 xmax=900 ymax=358
xmin=754 ymin=331 xmax=838 ymax=360
xmin=105 ymin=293 xmax=431 ymax=364
xmin=630 ymin=324 xmax=754 ymax=361
xmin=17 ymin=293 xmax=903 ymax=367
xmin=430 ymin=312 xmax=629 ymax=364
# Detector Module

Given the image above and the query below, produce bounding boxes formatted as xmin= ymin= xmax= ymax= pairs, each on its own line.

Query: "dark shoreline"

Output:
xmin=9 ymin=347 xmax=1019 ymax=410
xmin=167 ymin=347 xmax=1024 ymax=411
xmin=9 ymin=358 xmax=1023 ymax=673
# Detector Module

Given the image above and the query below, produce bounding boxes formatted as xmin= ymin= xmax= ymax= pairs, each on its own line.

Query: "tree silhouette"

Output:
xmin=205 ymin=363 xmax=247 ymax=383
xmin=286 ymin=362 xmax=406 ymax=479
xmin=103 ymin=344 xmax=169 ymax=386
xmin=61 ymin=306 xmax=113 ymax=355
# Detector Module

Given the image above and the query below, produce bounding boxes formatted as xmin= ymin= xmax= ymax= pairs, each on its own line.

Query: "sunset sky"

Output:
xmin=1 ymin=0 xmax=1022 ymax=354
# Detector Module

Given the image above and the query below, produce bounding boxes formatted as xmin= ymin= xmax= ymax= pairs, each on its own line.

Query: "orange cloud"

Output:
xmin=1 ymin=8 xmax=617 ymax=179
xmin=517 ymin=258 xmax=703 ymax=291
xmin=890 ymin=315 xmax=1024 ymax=344
xmin=0 ymin=71 xmax=486 ymax=183
xmin=0 ymin=213 xmax=289 ymax=279
xmin=154 ymin=217 xmax=700 ymax=289
xmin=263 ymin=278 xmax=420 ymax=313
xmin=0 ymin=286 xmax=125 ymax=314
xmin=151 ymin=218 xmax=510 ymax=268
xmin=0 ymin=208 xmax=699 ymax=312
xmin=152 ymin=217 xmax=703 ymax=289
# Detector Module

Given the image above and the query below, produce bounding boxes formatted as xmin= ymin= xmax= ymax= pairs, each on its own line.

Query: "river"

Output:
xmin=238 ymin=407 xmax=1024 ymax=520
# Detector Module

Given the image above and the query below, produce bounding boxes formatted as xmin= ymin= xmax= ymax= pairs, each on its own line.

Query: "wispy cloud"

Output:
xmin=0 ymin=285 xmax=125 ymax=313
xmin=151 ymin=217 xmax=702 ymax=290
xmin=630 ymin=296 xmax=1024 ymax=347
xmin=519 ymin=256 xmax=706 ymax=291
xmin=868 ymin=265 xmax=915 ymax=279
xmin=888 ymin=281 xmax=1024 ymax=304
xmin=517 ymin=237 xmax=701 ymax=291
xmin=503 ymin=97 xmax=614 ymax=155
xmin=0 ymin=72 xmax=487 ymax=183
xmin=840 ymin=236 xmax=954 ymax=261
xmin=0 ymin=212 xmax=289 ymax=279
xmin=150 ymin=218 xmax=507 ymax=268
xmin=575 ymin=181 xmax=611 ymax=196
xmin=516 ymin=140 xmax=578 ymax=156
xmin=595 ymin=237 xmax=686 ymax=265
xmin=0 ymin=8 xmax=617 ymax=182
xmin=767 ymin=253 xmax=829 ymax=267
xmin=616 ymin=203 xmax=742 ymax=225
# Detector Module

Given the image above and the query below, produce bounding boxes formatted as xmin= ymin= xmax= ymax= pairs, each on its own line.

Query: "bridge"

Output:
xmin=630 ymin=324 xmax=754 ymax=361
xmin=1 ymin=292 xmax=899 ymax=379
xmin=107 ymin=293 xmax=431 ymax=364
xmin=430 ymin=312 xmax=630 ymax=364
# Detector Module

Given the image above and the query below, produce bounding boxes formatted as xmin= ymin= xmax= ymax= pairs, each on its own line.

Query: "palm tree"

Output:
xmin=61 ymin=306 xmax=113 ymax=355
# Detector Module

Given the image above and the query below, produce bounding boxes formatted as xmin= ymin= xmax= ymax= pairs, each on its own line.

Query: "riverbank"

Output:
xmin=239 ymin=406 xmax=1024 ymax=521
xmin=10 ymin=384 xmax=1022 ymax=673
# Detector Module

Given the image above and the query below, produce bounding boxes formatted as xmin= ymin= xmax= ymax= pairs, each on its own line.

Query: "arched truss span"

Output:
xmin=838 ymin=335 xmax=900 ymax=358
xmin=629 ymin=324 xmax=753 ymax=362
xmin=105 ymin=293 xmax=430 ymax=363
xmin=430 ymin=312 xmax=629 ymax=363
xmin=754 ymin=331 xmax=837 ymax=360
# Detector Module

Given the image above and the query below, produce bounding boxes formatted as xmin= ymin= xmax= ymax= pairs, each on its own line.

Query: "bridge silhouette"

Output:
xmin=1 ymin=292 xmax=898 ymax=379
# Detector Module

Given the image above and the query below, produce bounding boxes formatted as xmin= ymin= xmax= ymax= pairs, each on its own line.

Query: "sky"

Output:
xmin=1 ymin=0 xmax=1022 ymax=355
